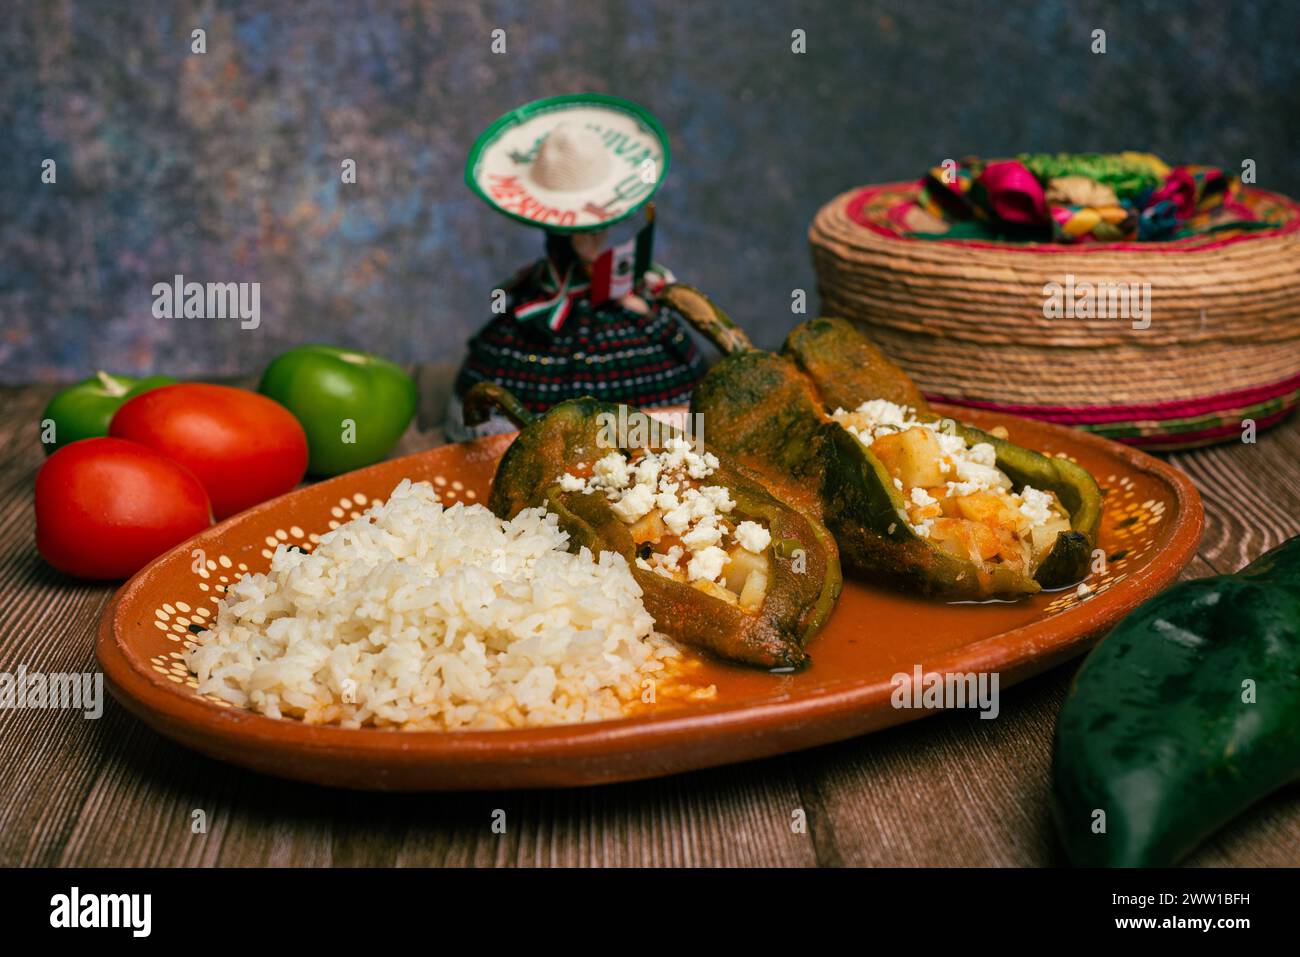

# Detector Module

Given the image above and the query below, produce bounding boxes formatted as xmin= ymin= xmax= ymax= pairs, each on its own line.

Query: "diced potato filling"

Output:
xmin=833 ymin=402 xmax=1072 ymax=577
xmin=722 ymin=547 xmax=767 ymax=594
xmin=627 ymin=509 xmax=665 ymax=546
xmin=1030 ymin=513 xmax=1072 ymax=555
xmin=628 ymin=507 xmax=772 ymax=612
xmin=871 ymin=426 xmax=946 ymax=489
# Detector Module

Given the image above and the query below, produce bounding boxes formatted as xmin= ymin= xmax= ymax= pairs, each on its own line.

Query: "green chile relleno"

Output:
xmin=464 ymin=382 xmax=842 ymax=669
xmin=666 ymin=286 xmax=1102 ymax=599
xmin=1053 ymin=536 xmax=1300 ymax=866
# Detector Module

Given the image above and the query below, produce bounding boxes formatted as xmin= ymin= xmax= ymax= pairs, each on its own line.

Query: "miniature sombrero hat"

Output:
xmin=465 ymin=93 xmax=671 ymax=233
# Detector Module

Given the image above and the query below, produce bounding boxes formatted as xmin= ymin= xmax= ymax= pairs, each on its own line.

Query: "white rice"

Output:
xmin=184 ymin=479 xmax=682 ymax=730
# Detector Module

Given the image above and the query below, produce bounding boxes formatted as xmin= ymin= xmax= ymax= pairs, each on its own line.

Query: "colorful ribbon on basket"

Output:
xmin=918 ymin=153 xmax=1251 ymax=243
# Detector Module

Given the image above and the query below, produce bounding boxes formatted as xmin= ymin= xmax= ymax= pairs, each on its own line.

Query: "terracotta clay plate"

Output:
xmin=97 ymin=405 xmax=1202 ymax=790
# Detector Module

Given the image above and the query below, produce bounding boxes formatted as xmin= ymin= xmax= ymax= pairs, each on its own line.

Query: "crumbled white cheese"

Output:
xmin=611 ymin=483 xmax=655 ymax=523
xmin=681 ymin=516 xmax=723 ymax=551
xmin=1018 ymin=486 xmax=1055 ymax=527
xmin=835 ymin=400 xmax=1011 ymax=497
xmin=834 ymin=398 xmax=1082 ymax=557
xmin=687 ymin=545 xmax=729 ymax=583
xmin=552 ymin=440 xmax=768 ymax=587
xmin=652 ymin=545 xmax=684 ymax=570
xmin=655 ymin=480 xmax=681 ymax=512
xmin=693 ymin=450 xmax=720 ymax=477
xmin=952 ymin=442 xmax=1004 ymax=492
xmin=734 ymin=520 xmax=772 ymax=553
xmin=662 ymin=501 xmax=694 ymax=536
xmin=591 ymin=452 xmax=630 ymax=489
xmin=693 ymin=488 xmax=717 ymax=518
xmin=659 ymin=436 xmax=718 ymax=481
xmin=664 ymin=487 xmax=729 ymax=541
xmin=933 ymin=430 xmax=968 ymax=458
xmin=850 ymin=399 xmax=909 ymax=431
xmin=910 ymin=486 xmax=937 ymax=507
xmin=633 ymin=454 xmax=662 ymax=486
xmin=1076 ymin=582 xmax=1091 ymax=597
xmin=700 ymin=484 xmax=736 ymax=514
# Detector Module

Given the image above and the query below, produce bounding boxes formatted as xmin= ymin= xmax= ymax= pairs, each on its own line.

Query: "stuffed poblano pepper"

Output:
xmin=666 ymin=285 xmax=1102 ymax=600
xmin=464 ymin=382 xmax=842 ymax=669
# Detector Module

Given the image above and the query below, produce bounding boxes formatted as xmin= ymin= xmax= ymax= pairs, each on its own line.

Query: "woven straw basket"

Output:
xmin=810 ymin=182 xmax=1300 ymax=449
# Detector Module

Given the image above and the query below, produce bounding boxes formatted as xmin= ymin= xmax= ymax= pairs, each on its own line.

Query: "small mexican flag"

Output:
xmin=589 ymin=215 xmax=655 ymax=305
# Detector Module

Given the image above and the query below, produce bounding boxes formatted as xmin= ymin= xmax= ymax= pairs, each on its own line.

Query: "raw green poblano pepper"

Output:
xmin=1053 ymin=535 xmax=1300 ymax=866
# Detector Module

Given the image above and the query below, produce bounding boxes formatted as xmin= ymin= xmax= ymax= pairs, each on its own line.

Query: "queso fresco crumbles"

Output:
xmin=556 ymin=437 xmax=774 ymax=611
xmin=832 ymin=399 xmax=1072 ymax=576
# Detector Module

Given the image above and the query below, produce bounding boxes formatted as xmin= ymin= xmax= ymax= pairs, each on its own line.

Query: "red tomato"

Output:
xmin=110 ymin=384 xmax=308 ymax=519
xmin=36 ymin=437 xmax=213 ymax=580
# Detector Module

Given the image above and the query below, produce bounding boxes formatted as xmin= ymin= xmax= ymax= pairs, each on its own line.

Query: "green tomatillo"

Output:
xmin=259 ymin=345 xmax=417 ymax=476
xmin=40 ymin=371 xmax=177 ymax=454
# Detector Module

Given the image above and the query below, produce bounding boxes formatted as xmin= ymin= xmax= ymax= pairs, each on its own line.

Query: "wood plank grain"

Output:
xmin=0 ymin=380 xmax=1296 ymax=867
xmin=1166 ymin=417 xmax=1300 ymax=866
xmin=55 ymin=736 xmax=822 ymax=867
xmin=1167 ymin=419 xmax=1300 ymax=573
xmin=729 ymin=421 xmax=1300 ymax=867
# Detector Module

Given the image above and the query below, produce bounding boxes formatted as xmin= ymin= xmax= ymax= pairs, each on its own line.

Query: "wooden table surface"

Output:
xmin=2 ymin=369 xmax=1297 ymax=867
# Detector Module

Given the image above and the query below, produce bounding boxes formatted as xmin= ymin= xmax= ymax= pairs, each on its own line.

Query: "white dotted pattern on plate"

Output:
xmin=1043 ymin=474 xmax=1164 ymax=616
xmin=149 ymin=480 xmax=463 ymax=702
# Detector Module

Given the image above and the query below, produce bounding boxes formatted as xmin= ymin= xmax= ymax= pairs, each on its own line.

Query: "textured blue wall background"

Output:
xmin=3 ymin=0 xmax=1298 ymax=383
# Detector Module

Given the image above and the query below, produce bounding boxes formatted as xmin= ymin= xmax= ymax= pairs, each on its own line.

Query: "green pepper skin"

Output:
xmin=469 ymin=386 xmax=843 ymax=670
xmin=955 ymin=421 xmax=1102 ymax=589
xmin=783 ymin=315 xmax=930 ymax=414
xmin=41 ymin=372 xmax=177 ymax=454
xmin=688 ymin=349 xmax=827 ymax=495
xmin=259 ymin=345 xmax=417 ymax=477
xmin=677 ymin=295 xmax=1103 ymax=599
xmin=786 ymin=317 xmax=1102 ymax=592
xmin=1053 ymin=536 xmax=1300 ymax=866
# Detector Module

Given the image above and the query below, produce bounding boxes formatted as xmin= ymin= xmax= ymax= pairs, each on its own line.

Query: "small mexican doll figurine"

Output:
xmin=448 ymin=94 xmax=707 ymax=439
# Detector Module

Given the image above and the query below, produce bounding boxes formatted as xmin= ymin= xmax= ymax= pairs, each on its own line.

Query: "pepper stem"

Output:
xmin=463 ymin=381 xmax=536 ymax=430
xmin=661 ymin=284 xmax=753 ymax=355
xmin=95 ymin=370 xmax=128 ymax=397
